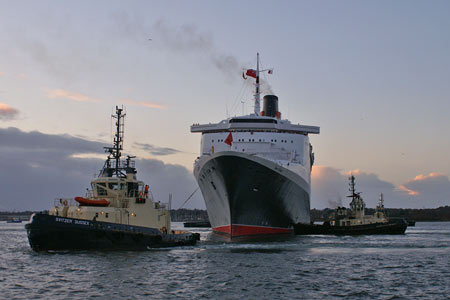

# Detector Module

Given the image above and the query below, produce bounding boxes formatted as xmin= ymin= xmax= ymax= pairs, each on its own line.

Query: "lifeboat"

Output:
xmin=74 ymin=197 xmax=110 ymax=207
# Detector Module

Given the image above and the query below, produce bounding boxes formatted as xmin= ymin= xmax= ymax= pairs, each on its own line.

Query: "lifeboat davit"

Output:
xmin=74 ymin=197 xmax=110 ymax=207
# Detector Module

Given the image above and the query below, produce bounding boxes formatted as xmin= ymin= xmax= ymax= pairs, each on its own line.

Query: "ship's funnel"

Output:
xmin=261 ymin=95 xmax=281 ymax=119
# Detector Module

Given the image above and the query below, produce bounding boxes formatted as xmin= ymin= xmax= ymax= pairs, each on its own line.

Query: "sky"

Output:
xmin=1 ymin=0 xmax=449 ymax=211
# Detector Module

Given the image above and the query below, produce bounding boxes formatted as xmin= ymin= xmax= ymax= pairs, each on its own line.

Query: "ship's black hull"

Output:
xmin=294 ymin=219 xmax=408 ymax=235
xmin=195 ymin=152 xmax=311 ymax=238
xmin=25 ymin=213 xmax=199 ymax=251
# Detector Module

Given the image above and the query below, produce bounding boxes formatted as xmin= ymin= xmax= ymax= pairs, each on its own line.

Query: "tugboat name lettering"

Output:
xmin=74 ymin=220 xmax=90 ymax=226
xmin=55 ymin=217 xmax=72 ymax=224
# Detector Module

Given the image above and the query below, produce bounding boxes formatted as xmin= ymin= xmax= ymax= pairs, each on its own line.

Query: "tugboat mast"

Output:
xmin=103 ymin=106 xmax=126 ymax=177
xmin=348 ymin=175 xmax=356 ymax=199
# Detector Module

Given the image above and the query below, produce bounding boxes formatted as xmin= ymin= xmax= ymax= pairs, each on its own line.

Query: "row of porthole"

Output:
xmin=212 ymin=139 xmax=294 ymax=143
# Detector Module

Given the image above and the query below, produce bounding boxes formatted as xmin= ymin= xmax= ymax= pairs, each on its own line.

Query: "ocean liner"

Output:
xmin=26 ymin=107 xmax=199 ymax=251
xmin=191 ymin=54 xmax=320 ymax=238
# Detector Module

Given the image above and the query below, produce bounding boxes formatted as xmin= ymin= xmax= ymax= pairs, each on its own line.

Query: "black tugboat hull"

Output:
xmin=294 ymin=219 xmax=408 ymax=235
xmin=25 ymin=213 xmax=199 ymax=251
xmin=183 ymin=221 xmax=211 ymax=228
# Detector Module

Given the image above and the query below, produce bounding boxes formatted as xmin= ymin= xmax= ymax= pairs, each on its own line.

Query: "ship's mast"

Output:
xmin=254 ymin=52 xmax=261 ymax=116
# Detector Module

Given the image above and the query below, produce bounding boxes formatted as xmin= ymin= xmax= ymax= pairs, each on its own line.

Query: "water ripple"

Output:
xmin=0 ymin=222 xmax=449 ymax=299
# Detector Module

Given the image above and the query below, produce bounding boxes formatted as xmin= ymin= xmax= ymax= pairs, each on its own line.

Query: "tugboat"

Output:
xmin=26 ymin=107 xmax=199 ymax=251
xmin=294 ymin=175 xmax=407 ymax=235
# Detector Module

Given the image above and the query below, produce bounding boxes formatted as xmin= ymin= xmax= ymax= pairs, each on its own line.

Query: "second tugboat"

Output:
xmin=294 ymin=175 xmax=407 ymax=235
xmin=26 ymin=107 xmax=199 ymax=251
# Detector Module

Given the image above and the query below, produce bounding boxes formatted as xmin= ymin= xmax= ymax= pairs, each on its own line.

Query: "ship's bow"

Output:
xmin=195 ymin=151 xmax=311 ymax=239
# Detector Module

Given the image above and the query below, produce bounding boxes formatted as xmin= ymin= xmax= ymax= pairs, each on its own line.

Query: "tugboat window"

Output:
xmin=127 ymin=182 xmax=139 ymax=197
xmin=97 ymin=183 xmax=107 ymax=196
xmin=109 ymin=183 xmax=118 ymax=190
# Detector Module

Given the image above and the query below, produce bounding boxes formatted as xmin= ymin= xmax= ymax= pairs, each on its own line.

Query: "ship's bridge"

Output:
xmin=191 ymin=115 xmax=320 ymax=135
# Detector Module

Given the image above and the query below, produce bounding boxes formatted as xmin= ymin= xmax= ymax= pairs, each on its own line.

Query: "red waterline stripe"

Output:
xmin=213 ymin=224 xmax=292 ymax=237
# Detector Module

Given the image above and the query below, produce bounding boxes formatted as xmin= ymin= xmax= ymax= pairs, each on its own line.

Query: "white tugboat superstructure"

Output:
xmin=191 ymin=54 xmax=320 ymax=238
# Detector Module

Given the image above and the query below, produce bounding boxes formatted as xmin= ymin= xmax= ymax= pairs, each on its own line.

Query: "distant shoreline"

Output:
xmin=1 ymin=206 xmax=449 ymax=222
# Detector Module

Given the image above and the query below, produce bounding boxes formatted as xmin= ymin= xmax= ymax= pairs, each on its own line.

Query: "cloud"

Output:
xmin=45 ymin=88 xmax=102 ymax=103
xmin=122 ymin=99 xmax=166 ymax=109
xmin=1 ymin=126 xmax=446 ymax=212
xmin=134 ymin=142 xmax=181 ymax=156
xmin=311 ymin=166 xmax=449 ymax=209
xmin=399 ymin=173 xmax=450 ymax=202
xmin=311 ymin=166 xmax=395 ymax=208
xmin=137 ymin=158 xmax=203 ymax=209
xmin=0 ymin=127 xmax=202 ymax=211
xmin=397 ymin=185 xmax=419 ymax=196
xmin=0 ymin=103 xmax=19 ymax=120
xmin=0 ymin=72 xmax=4 ymax=76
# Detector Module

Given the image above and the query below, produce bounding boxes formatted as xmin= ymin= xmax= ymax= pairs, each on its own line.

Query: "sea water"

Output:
xmin=1 ymin=222 xmax=449 ymax=299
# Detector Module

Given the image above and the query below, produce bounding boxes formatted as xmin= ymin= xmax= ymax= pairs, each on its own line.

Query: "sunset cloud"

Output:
xmin=312 ymin=166 xmax=396 ymax=209
xmin=122 ymin=99 xmax=166 ymax=109
xmin=312 ymin=167 xmax=449 ymax=208
xmin=45 ymin=89 xmax=102 ymax=103
xmin=397 ymin=185 xmax=419 ymax=196
xmin=399 ymin=173 xmax=450 ymax=201
xmin=0 ymin=102 xmax=19 ymax=120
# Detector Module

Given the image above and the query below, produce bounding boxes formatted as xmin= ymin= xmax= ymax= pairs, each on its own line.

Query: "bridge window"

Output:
xmin=229 ymin=118 xmax=277 ymax=124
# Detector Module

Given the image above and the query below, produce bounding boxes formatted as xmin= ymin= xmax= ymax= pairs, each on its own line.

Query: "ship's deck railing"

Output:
xmin=249 ymin=151 xmax=303 ymax=164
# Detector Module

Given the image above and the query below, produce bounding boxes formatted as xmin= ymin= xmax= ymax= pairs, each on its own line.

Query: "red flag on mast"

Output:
xmin=224 ymin=132 xmax=233 ymax=146
xmin=244 ymin=69 xmax=257 ymax=79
